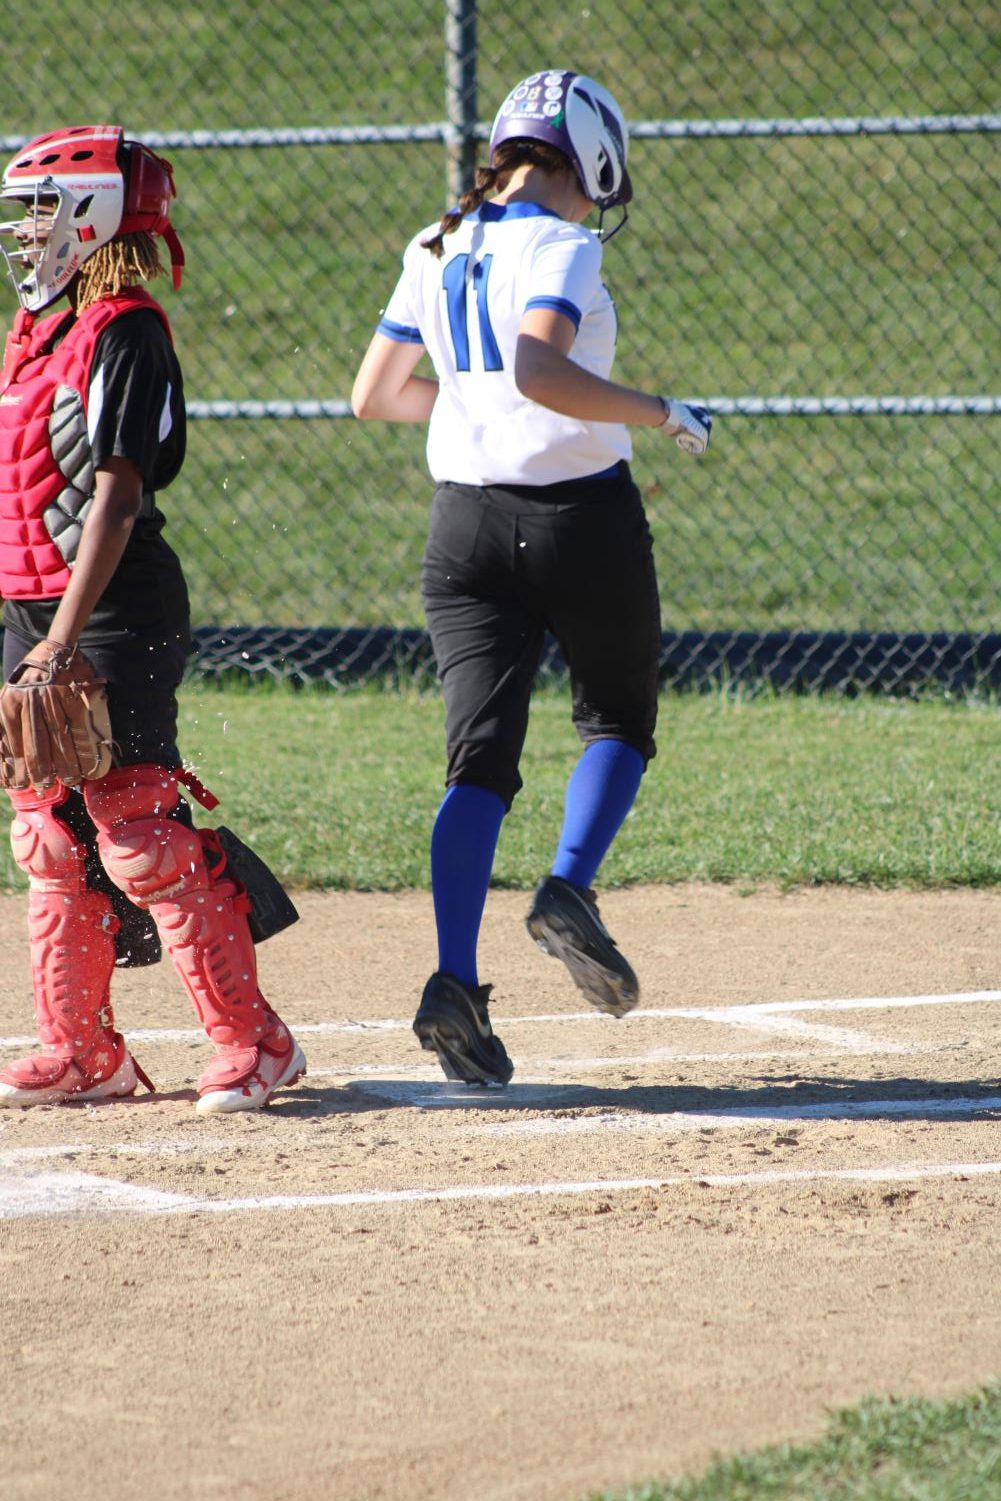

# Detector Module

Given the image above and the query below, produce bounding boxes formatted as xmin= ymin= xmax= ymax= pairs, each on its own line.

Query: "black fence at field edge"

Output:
xmin=186 ymin=626 xmax=1001 ymax=696
xmin=0 ymin=626 xmax=996 ymax=694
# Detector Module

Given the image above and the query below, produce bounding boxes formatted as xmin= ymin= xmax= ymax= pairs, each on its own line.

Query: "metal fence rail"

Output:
xmin=7 ymin=109 xmax=998 ymax=154
xmin=0 ymin=1 xmax=998 ymax=693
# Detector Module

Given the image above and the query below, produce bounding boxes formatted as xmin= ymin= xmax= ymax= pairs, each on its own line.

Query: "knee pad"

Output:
xmin=85 ymin=765 xmax=207 ymax=906
xmin=50 ymin=787 xmax=162 ymax=969
xmin=8 ymin=784 xmax=88 ymax=893
xmin=10 ymin=782 xmax=160 ymax=967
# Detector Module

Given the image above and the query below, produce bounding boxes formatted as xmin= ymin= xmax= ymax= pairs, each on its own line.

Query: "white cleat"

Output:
xmin=0 ymin=1039 xmax=146 ymax=1107
xmin=196 ymin=1028 xmax=307 ymax=1115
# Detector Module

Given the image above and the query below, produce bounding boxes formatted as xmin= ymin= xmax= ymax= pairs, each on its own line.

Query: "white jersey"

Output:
xmin=378 ymin=200 xmax=631 ymax=486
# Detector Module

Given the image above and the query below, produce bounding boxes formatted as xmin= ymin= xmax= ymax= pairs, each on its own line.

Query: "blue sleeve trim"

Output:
xmin=376 ymin=317 xmax=424 ymax=344
xmin=524 ymin=295 xmax=582 ymax=331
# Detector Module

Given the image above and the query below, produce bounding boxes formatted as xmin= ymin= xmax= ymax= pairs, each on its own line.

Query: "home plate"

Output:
xmin=344 ymin=1078 xmax=582 ymax=1109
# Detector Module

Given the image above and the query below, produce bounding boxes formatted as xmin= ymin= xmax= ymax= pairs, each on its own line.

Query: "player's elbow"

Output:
xmin=350 ymin=381 xmax=378 ymax=420
xmin=350 ymin=356 xmax=387 ymax=418
xmin=513 ymin=352 xmax=547 ymax=405
xmin=514 ymin=367 xmax=546 ymax=405
xmin=514 ymin=335 xmax=562 ymax=407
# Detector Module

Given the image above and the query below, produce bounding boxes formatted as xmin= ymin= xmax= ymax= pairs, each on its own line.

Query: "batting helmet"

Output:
xmin=489 ymin=70 xmax=633 ymax=213
xmin=0 ymin=125 xmax=184 ymax=312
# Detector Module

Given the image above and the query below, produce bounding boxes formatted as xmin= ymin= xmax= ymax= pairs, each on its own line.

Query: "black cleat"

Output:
xmin=413 ymin=972 xmax=514 ymax=1086
xmin=526 ymin=875 xmax=639 ymax=1018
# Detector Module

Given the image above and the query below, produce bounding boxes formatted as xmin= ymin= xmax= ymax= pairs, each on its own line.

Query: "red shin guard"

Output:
xmin=4 ymin=786 xmax=122 ymax=1088
xmin=85 ymin=766 xmax=279 ymax=1051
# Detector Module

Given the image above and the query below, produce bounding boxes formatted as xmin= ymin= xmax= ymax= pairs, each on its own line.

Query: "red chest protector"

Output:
xmin=0 ymin=289 xmax=172 ymax=601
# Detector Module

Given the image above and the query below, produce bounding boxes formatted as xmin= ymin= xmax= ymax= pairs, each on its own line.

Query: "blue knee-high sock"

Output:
xmin=431 ymin=784 xmax=506 ymax=987
xmin=551 ymin=740 xmax=645 ymax=890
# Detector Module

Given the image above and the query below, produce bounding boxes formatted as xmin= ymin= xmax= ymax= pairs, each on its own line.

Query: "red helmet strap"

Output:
xmin=117 ymin=142 xmax=184 ymax=288
xmin=161 ymin=223 xmax=185 ymax=290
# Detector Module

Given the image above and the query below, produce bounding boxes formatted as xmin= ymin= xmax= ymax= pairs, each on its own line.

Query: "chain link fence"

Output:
xmin=2 ymin=1 xmax=998 ymax=692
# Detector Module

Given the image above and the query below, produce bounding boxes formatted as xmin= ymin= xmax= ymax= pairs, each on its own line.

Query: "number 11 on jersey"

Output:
xmin=442 ymin=254 xmax=503 ymax=373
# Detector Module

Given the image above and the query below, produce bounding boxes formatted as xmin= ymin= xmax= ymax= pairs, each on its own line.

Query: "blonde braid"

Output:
xmin=74 ymin=232 xmax=164 ymax=312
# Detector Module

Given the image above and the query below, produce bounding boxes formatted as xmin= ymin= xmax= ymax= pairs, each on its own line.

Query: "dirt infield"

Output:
xmin=2 ymin=883 xmax=1001 ymax=1501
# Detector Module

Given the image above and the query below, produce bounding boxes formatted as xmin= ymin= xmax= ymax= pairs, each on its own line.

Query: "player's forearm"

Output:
xmin=352 ymin=374 xmax=439 ymax=423
xmin=515 ymin=335 xmax=665 ymax=427
xmin=351 ymin=334 xmax=439 ymax=423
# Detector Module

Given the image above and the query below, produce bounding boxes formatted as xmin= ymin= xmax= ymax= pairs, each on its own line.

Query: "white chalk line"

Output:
xmin=480 ymin=1094 xmax=1001 ymax=1134
xmin=2 ymin=988 xmax=998 ymax=1051
xmin=318 ymin=1079 xmax=1001 ymax=1118
xmin=3 ymin=1158 xmax=1001 ymax=1220
xmin=706 ymin=1013 xmax=914 ymax=1054
xmin=1 ymin=987 xmax=996 ymax=1220
xmin=0 ymin=1037 xmax=940 ymax=1104
xmin=2 ymin=1087 xmax=998 ymax=1167
xmin=304 ymin=1033 xmax=942 ymax=1083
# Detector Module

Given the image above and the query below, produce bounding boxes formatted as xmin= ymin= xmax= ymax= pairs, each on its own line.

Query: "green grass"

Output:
xmin=7 ymin=3 xmax=995 ymax=402
xmin=9 ymin=3 xmax=997 ymax=139
xmin=4 ymin=683 xmax=995 ymax=893
xmin=589 ymin=1383 xmax=1001 ymax=1501
xmin=1 ymin=4 xmax=998 ymax=639
xmin=172 ymin=414 xmax=1001 ymax=633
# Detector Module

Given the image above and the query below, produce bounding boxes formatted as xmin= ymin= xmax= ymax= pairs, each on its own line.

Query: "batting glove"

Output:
xmin=659 ymin=398 xmax=712 ymax=456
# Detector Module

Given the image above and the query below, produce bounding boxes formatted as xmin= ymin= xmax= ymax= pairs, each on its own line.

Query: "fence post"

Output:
xmin=445 ymin=0 xmax=478 ymax=203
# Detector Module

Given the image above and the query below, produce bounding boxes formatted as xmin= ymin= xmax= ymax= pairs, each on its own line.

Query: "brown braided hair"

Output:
xmin=74 ymin=232 xmax=165 ymax=313
xmin=421 ymin=139 xmax=575 ymax=258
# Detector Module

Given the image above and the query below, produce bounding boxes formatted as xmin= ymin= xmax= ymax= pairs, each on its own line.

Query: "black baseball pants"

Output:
xmin=421 ymin=464 xmax=661 ymax=809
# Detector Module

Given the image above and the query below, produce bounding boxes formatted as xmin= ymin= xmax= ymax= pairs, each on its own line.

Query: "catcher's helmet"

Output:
xmin=489 ymin=70 xmax=632 ymax=213
xmin=0 ymin=125 xmax=184 ymax=312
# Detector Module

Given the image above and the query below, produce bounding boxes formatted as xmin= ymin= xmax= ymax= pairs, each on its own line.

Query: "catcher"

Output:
xmin=0 ymin=125 xmax=306 ymax=1112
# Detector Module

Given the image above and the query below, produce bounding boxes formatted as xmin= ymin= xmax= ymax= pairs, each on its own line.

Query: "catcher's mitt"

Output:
xmin=0 ymin=644 xmax=114 ymax=793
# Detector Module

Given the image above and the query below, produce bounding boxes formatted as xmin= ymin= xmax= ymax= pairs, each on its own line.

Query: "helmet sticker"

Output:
xmin=488 ymin=71 xmax=632 ymax=214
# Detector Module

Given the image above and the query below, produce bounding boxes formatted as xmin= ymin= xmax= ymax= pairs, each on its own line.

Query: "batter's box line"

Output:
xmin=3 ymin=1079 xmax=999 ymax=1169
xmin=479 ymin=1093 xmax=1001 ymax=1134
xmin=2 ymin=989 xmax=997 ymax=1051
xmin=3 ymin=1159 xmax=1001 ymax=1221
xmin=326 ymin=1078 xmax=1001 ymax=1118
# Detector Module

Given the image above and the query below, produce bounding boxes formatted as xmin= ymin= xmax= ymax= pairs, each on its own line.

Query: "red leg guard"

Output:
xmin=0 ymin=786 xmax=131 ymax=1100
xmin=85 ymin=766 xmax=274 ymax=1049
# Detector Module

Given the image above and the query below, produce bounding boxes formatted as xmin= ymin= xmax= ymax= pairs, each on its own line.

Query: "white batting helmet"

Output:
xmin=489 ymin=70 xmax=632 ymax=211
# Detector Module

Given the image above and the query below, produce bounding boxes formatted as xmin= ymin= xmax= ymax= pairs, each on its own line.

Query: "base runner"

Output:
xmin=352 ymin=70 xmax=713 ymax=1085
